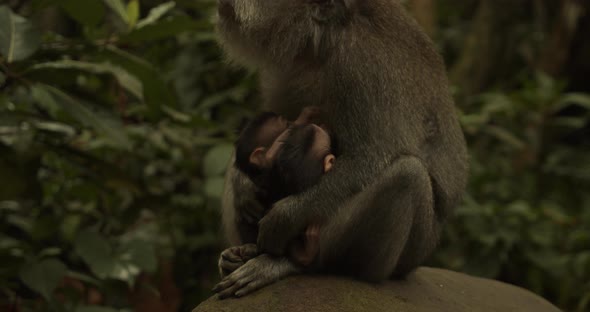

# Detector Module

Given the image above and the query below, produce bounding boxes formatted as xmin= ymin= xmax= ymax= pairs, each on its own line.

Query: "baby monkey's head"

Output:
xmin=235 ymin=112 xmax=336 ymax=200
xmin=216 ymin=0 xmax=372 ymax=68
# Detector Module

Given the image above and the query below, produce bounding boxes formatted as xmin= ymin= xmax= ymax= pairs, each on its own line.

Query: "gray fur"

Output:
xmin=215 ymin=0 xmax=468 ymax=298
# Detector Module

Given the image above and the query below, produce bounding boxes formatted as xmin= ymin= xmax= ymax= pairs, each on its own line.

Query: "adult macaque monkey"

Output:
xmin=215 ymin=0 xmax=469 ymax=298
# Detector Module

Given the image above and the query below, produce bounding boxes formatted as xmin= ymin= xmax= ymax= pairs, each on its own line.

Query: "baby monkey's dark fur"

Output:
xmin=216 ymin=0 xmax=468 ymax=298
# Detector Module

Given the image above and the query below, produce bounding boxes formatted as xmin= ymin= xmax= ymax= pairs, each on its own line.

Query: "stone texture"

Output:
xmin=194 ymin=267 xmax=561 ymax=312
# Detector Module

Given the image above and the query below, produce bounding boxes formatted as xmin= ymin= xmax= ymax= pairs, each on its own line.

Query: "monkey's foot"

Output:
xmin=213 ymin=254 xmax=300 ymax=299
xmin=218 ymin=244 xmax=259 ymax=278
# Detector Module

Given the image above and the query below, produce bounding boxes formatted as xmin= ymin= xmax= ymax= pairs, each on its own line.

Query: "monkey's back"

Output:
xmin=263 ymin=1 xmax=468 ymax=218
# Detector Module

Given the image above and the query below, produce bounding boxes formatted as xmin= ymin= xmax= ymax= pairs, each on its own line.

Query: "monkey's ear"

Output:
xmin=323 ymin=154 xmax=336 ymax=173
xmin=249 ymin=148 xmax=267 ymax=167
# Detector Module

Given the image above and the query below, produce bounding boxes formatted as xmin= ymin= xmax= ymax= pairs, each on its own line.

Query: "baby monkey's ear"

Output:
xmin=249 ymin=147 xmax=267 ymax=168
xmin=309 ymin=0 xmax=352 ymax=23
xmin=323 ymin=154 xmax=336 ymax=173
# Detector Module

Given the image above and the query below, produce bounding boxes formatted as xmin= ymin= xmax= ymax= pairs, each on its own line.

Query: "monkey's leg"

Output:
xmin=213 ymin=254 xmax=302 ymax=299
xmin=218 ymin=244 xmax=259 ymax=278
xmin=318 ymin=156 xmax=441 ymax=281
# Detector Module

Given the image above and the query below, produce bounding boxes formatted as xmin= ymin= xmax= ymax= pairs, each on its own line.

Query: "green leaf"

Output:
xmin=74 ymin=230 xmax=116 ymax=279
xmin=31 ymin=84 xmax=132 ymax=148
xmin=0 ymin=6 xmax=42 ymax=63
xmin=19 ymin=258 xmax=67 ymax=300
xmin=204 ymin=176 xmax=225 ymax=198
xmin=66 ymin=271 xmax=102 ymax=287
xmin=103 ymin=0 xmax=129 ymax=24
xmin=161 ymin=106 xmax=191 ymax=123
xmin=34 ymin=121 xmax=76 ymax=137
xmin=550 ymin=116 xmax=589 ymax=129
xmin=120 ymin=240 xmax=157 ymax=273
xmin=31 ymin=60 xmax=143 ymax=100
xmin=57 ymin=0 xmax=105 ymax=27
xmin=126 ymin=0 xmax=140 ymax=28
xmin=96 ymin=46 xmax=176 ymax=115
xmin=554 ymin=93 xmax=590 ymax=112
xmin=136 ymin=2 xmax=176 ymax=29
xmin=203 ymin=143 xmax=233 ymax=177
xmin=484 ymin=125 xmax=526 ymax=150
xmin=0 ymin=71 xmax=5 ymax=85
xmin=122 ymin=15 xmax=197 ymax=43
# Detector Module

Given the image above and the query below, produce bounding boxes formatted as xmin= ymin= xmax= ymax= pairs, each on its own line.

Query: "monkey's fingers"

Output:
xmin=239 ymin=243 xmax=259 ymax=261
xmin=234 ymin=279 xmax=268 ymax=298
xmin=220 ymin=248 xmax=243 ymax=263
xmin=215 ymin=255 xmax=295 ymax=299
xmin=219 ymin=259 xmax=244 ymax=277
xmin=214 ymin=269 xmax=255 ymax=299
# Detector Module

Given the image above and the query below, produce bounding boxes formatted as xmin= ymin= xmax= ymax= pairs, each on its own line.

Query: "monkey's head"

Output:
xmin=216 ymin=0 xmax=368 ymax=68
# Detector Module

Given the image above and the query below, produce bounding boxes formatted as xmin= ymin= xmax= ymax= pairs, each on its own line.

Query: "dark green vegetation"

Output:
xmin=0 ymin=1 xmax=588 ymax=311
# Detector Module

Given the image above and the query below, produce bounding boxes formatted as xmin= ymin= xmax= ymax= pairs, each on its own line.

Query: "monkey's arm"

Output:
xmin=258 ymin=154 xmax=388 ymax=255
xmin=222 ymin=163 xmax=268 ymax=245
xmin=218 ymin=159 xmax=271 ymax=275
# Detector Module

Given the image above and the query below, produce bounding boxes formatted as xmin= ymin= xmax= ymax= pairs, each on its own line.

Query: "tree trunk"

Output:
xmin=538 ymin=0 xmax=586 ymax=76
xmin=449 ymin=0 xmax=528 ymax=97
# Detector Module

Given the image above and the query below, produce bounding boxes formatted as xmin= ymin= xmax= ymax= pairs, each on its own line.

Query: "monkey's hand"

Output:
xmin=213 ymin=254 xmax=300 ymax=299
xmin=218 ymin=244 xmax=259 ymax=278
xmin=257 ymin=196 xmax=305 ymax=256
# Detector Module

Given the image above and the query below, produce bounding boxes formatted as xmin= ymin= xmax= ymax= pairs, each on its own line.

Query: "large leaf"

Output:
xmin=123 ymin=15 xmax=198 ymax=43
xmin=95 ymin=46 xmax=177 ymax=115
xmin=57 ymin=0 xmax=105 ymax=27
xmin=103 ymin=0 xmax=129 ymax=25
xmin=19 ymin=258 xmax=67 ymax=300
xmin=554 ymin=93 xmax=590 ymax=112
xmin=31 ymin=60 xmax=143 ymax=100
xmin=0 ymin=6 xmax=42 ymax=63
xmin=126 ymin=0 xmax=140 ymax=28
xmin=119 ymin=240 xmax=157 ymax=273
xmin=74 ymin=231 xmax=116 ymax=279
xmin=136 ymin=2 xmax=176 ymax=29
xmin=205 ymin=177 xmax=225 ymax=198
xmin=31 ymin=84 xmax=132 ymax=148
xmin=202 ymin=143 xmax=233 ymax=177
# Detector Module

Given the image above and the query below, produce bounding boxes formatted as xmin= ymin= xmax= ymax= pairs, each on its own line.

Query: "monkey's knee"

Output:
xmin=355 ymin=157 xmax=435 ymax=280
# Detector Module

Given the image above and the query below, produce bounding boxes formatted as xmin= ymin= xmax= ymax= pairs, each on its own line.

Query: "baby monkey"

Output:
xmin=229 ymin=107 xmax=337 ymax=270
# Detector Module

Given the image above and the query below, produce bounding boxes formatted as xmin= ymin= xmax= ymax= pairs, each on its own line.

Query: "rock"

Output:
xmin=194 ymin=267 xmax=560 ymax=312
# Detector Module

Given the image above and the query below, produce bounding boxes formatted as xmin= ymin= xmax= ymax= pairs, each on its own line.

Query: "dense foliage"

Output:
xmin=0 ymin=1 xmax=588 ymax=311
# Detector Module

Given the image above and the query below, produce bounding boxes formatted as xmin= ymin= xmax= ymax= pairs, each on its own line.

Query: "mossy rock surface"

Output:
xmin=194 ymin=267 xmax=560 ymax=312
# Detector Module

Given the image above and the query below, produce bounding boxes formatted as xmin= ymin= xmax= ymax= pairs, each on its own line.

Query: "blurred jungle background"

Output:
xmin=0 ymin=0 xmax=588 ymax=311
